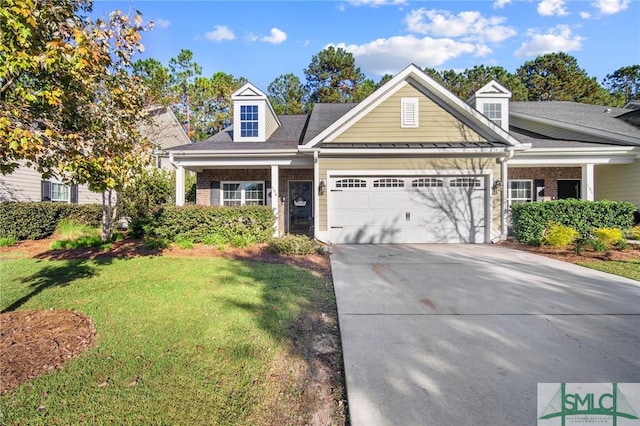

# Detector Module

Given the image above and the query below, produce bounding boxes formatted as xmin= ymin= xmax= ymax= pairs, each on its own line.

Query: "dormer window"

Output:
xmin=240 ymin=105 xmax=259 ymax=137
xmin=483 ymin=103 xmax=502 ymax=127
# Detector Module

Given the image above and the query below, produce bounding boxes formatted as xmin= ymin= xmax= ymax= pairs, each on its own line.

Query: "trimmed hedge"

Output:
xmin=0 ymin=202 xmax=102 ymax=240
xmin=511 ymin=199 xmax=636 ymax=245
xmin=134 ymin=205 xmax=276 ymax=244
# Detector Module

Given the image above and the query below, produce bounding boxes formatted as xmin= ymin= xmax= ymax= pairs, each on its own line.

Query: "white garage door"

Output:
xmin=329 ymin=175 xmax=487 ymax=244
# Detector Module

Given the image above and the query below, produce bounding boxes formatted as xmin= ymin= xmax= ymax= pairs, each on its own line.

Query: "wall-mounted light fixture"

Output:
xmin=492 ymin=179 xmax=503 ymax=195
xmin=318 ymin=179 xmax=327 ymax=195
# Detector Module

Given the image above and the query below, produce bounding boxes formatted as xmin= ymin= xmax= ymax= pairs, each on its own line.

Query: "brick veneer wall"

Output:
xmin=196 ymin=168 xmax=314 ymax=235
xmin=508 ymin=167 xmax=581 ymax=200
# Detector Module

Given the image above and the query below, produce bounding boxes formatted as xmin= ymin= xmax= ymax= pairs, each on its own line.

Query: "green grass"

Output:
xmin=0 ymin=256 xmax=331 ymax=425
xmin=577 ymin=257 xmax=640 ymax=281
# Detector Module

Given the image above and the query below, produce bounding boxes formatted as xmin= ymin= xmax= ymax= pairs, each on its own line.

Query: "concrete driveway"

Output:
xmin=330 ymin=244 xmax=640 ymax=426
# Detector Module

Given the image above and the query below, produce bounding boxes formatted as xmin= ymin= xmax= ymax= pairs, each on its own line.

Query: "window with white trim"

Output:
xmin=222 ymin=182 xmax=264 ymax=206
xmin=508 ymin=180 xmax=533 ymax=204
xmin=240 ymin=105 xmax=259 ymax=138
xmin=373 ymin=178 xmax=404 ymax=188
xmin=412 ymin=178 xmax=443 ymax=188
xmin=450 ymin=177 xmax=481 ymax=187
xmin=335 ymin=179 xmax=367 ymax=188
xmin=51 ymin=182 xmax=70 ymax=202
xmin=483 ymin=103 xmax=502 ymax=127
xmin=401 ymin=97 xmax=419 ymax=128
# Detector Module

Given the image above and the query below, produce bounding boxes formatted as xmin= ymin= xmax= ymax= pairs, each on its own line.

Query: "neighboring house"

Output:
xmin=0 ymin=106 xmax=190 ymax=204
xmin=169 ymin=63 xmax=640 ymax=244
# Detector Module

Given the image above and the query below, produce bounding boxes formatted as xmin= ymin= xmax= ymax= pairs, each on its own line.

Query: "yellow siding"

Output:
xmin=317 ymin=156 xmax=503 ymax=238
xmin=332 ymin=85 xmax=487 ymax=144
xmin=595 ymin=160 xmax=640 ymax=208
xmin=265 ymin=106 xmax=279 ymax=140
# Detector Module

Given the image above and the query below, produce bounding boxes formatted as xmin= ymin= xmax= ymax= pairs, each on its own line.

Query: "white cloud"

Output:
xmin=205 ymin=25 xmax=235 ymax=42
xmin=405 ymin=9 xmax=516 ymax=43
xmin=154 ymin=18 xmax=171 ymax=29
xmin=515 ymin=25 xmax=585 ymax=57
xmin=260 ymin=27 xmax=287 ymax=44
xmin=580 ymin=11 xmax=592 ymax=18
xmin=346 ymin=0 xmax=407 ymax=6
xmin=493 ymin=0 xmax=512 ymax=9
xmin=537 ymin=0 xmax=569 ymax=16
xmin=592 ymin=0 xmax=630 ymax=14
xmin=332 ymin=35 xmax=482 ymax=76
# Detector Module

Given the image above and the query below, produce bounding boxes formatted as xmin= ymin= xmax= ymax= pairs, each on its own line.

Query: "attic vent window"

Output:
xmin=240 ymin=105 xmax=259 ymax=137
xmin=401 ymin=97 xmax=419 ymax=128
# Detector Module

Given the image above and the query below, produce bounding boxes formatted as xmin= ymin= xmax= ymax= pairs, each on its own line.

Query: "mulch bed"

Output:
xmin=0 ymin=310 xmax=97 ymax=393
xmin=495 ymin=239 xmax=640 ymax=264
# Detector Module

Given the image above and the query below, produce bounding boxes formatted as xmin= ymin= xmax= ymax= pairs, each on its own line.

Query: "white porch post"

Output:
xmin=176 ymin=165 xmax=185 ymax=206
xmin=271 ymin=165 xmax=279 ymax=237
xmin=581 ymin=163 xmax=594 ymax=201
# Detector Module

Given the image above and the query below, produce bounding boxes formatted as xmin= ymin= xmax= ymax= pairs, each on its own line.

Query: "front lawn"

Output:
xmin=577 ymin=258 xmax=640 ymax=281
xmin=0 ymin=255 xmax=343 ymax=425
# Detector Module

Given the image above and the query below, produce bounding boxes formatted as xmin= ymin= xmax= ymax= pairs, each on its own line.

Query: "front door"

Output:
xmin=289 ymin=181 xmax=313 ymax=236
xmin=557 ymin=180 xmax=581 ymax=199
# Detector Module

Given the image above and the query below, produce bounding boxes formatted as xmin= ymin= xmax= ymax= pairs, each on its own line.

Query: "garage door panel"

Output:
xmin=329 ymin=175 xmax=487 ymax=244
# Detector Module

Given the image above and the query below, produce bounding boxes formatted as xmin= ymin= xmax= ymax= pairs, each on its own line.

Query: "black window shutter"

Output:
xmin=41 ymin=180 xmax=51 ymax=201
xmin=210 ymin=181 xmax=220 ymax=206
xmin=70 ymin=185 xmax=79 ymax=204
xmin=265 ymin=181 xmax=271 ymax=204
xmin=534 ymin=179 xmax=545 ymax=200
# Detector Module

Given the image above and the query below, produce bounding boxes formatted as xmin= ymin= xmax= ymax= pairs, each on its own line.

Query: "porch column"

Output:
xmin=581 ymin=163 xmax=594 ymax=201
xmin=176 ymin=165 xmax=185 ymax=206
xmin=271 ymin=165 xmax=279 ymax=237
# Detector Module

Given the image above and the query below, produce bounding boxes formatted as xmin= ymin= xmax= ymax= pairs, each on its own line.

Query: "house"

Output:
xmin=0 ymin=106 xmax=190 ymax=204
xmin=168 ymin=64 xmax=640 ymax=244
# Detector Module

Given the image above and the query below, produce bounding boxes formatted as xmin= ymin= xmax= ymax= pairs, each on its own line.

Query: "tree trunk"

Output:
xmin=101 ymin=189 xmax=120 ymax=241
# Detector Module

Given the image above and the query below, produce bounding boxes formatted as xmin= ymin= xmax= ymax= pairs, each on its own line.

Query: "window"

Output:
xmin=373 ymin=178 xmax=404 ymax=188
xmin=240 ymin=105 xmax=259 ymax=137
xmin=51 ymin=182 xmax=70 ymax=202
xmin=222 ymin=182 xmax=264 ymax=206
xmin=412 ymin=178 xmax=443 ymax=188
xmin=508 ymin=180 xmax=533 ymax=204
xmin=450 ymin=177 xmax=481 ymax=187
xmin=483 ymin=103 xmax=502 ymax=127
xmin=401 ymin=97 xmax=419 ymax=128
xmin=335 ymin=179 xmax=367 ymax=188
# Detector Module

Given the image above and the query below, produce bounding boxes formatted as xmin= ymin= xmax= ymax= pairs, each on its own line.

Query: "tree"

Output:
xmin=268 ymin=73 xmax=305 ymax=114
xmin=168 ymin=49 xmax=202 ymax=139
xmin=516 ymin=52 xmax=609 ymax=104
xmin=0 ymin=0 xmax=153 ymax=241
xmin=304 ymin=46 xmax=366 ymax=103
xmin=603 ymin=65 xmax=640 ymax=105
xmin=132 ymin=58 xmax=172 ymax=106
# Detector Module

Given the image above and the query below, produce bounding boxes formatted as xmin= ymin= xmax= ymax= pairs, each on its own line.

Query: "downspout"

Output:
xmin=312 ymin=151 xmax=322 ymax=243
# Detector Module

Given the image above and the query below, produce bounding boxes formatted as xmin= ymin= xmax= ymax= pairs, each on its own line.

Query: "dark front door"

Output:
xmin=289 ymin=181 xmax=312 ymax=236
xmin=557 ymin=180 xmax=581 ymax=199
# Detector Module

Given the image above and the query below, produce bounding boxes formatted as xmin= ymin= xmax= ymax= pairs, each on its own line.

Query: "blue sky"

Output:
xmin=92 ymin=0 xmax=640 ymax=90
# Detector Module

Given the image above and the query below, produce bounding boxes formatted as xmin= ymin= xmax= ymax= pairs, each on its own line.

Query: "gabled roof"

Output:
xmin=144 ymin=106 xmax=191 ymax=150
xmin=468 ymin=80 xmax=511 ymax=102
xmin=302 ymin=103 xmax=358 ymax=144
xmin=231 ymin=82 xmax=281 ymax=128
xmin=302 ymin=64 xmax=524 ymax=149
xmin=510 ymin=101 xmax=640 ymax=146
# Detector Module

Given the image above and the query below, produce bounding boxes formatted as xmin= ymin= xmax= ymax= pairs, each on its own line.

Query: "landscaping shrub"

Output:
xmin=0 ymin=202 xmax=102 ymax=240
xmin=593 ymin=227 xmax=625 ymax=249
xmin=511 ymin=200 xmax=636 ymax=246
xmin=173 ymin=235 xmax=194 ymax=249
xmin=627 ymin=225 xmax=640 ymax=240
xmin=0 ymin=236 xmax=18 ymax=247
xmin=141 ymin=205 xmax=275 ymax=244
xmin=542 ymin=223 xmax=579 ymax=248
xmin=268 ymin=234 xmax=323 ymax=255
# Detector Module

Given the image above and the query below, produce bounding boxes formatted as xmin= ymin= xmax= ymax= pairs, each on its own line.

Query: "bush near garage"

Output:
xmin=542 ymin=223 xmax=579 ymax=248
xmin=511 ymin=199 xmax=636 ymax=246
xmin=132 ymin=205 xmax=276 ymax=245
xmin=0 ymin=202 xmax=102 ymax=240
xmin=268 ymin=234 xmax=324 ymax=255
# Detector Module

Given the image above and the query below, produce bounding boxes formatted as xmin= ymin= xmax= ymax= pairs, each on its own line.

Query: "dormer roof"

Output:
xmin=468 ymin=80 xmax=512 ymax=103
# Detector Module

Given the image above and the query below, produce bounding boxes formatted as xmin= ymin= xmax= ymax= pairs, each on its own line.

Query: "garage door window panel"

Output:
xmin=412 ymin=178 xmax=443 ymax=188
xmin=450 ymin=177 xmax=482 ymax=188
xmin=373 ymin=178 xmax=404 ymax=188
xmin=335 ymin=179 xmax=367 ymax=189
